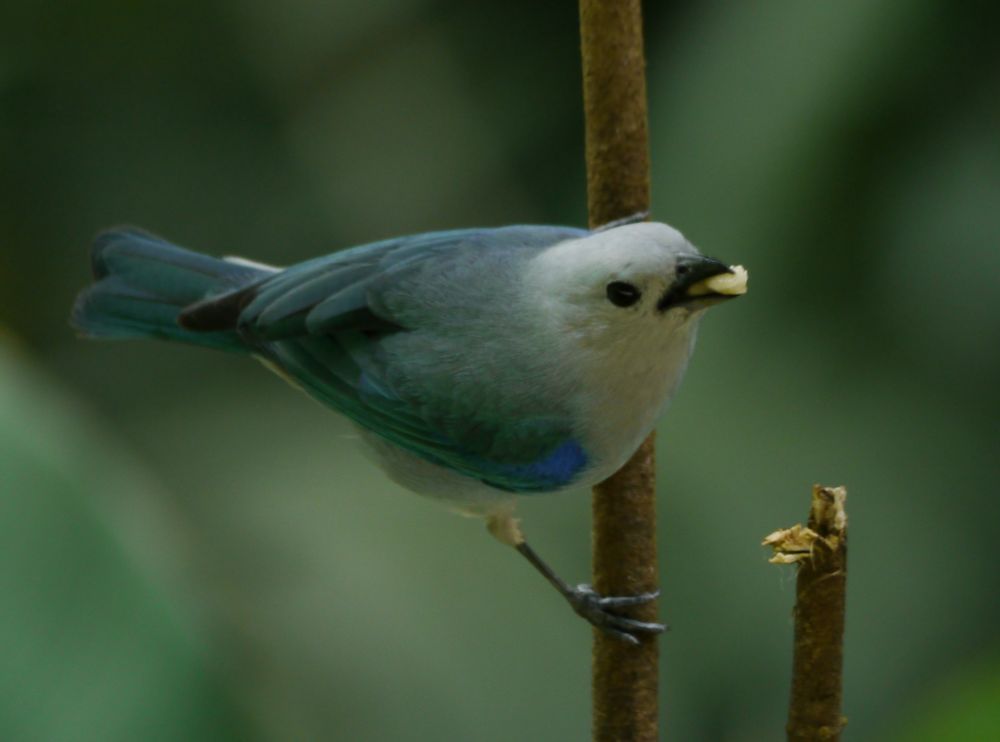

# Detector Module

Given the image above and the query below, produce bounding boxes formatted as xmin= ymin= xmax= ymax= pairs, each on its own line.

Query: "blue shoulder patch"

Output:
xmin=485 ymin=439 xmax=589 ymax=492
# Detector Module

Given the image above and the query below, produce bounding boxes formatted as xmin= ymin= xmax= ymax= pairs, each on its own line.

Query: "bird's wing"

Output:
xmin=180 ymin=226 xmax=591 ymax=492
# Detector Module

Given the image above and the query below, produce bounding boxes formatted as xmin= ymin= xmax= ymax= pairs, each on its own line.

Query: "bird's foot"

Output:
xmin=564 ymin=584 xmax=666 ymax=645
xmin=510 ymin=540 xmax=665 ymax=644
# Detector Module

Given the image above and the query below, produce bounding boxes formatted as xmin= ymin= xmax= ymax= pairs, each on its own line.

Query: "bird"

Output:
xmin=71 ymin=215 xmax=747 ymax=644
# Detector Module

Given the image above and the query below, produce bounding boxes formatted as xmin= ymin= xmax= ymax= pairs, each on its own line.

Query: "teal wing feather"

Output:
xmin=181 ymin=226 xmax=590 ymax=491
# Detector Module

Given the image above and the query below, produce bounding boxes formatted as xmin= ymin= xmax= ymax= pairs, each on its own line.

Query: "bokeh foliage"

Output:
xmin=1 ymin=1 xmax=997 ymax=740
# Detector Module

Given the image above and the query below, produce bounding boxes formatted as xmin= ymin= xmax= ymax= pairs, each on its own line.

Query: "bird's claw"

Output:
xmin=566 ymin=584 xmax=666 ymax=645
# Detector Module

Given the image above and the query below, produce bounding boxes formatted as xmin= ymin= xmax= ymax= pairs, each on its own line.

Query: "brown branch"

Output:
xmin=591 ymin=435 xmax=658 ymax=741
xmin=579 ymin=0 xmax=651 ymax=224
xmin=579 ymin=2 xmax=658 ymax=740
xmin=763 ymin=485 xmax=849 ymax=741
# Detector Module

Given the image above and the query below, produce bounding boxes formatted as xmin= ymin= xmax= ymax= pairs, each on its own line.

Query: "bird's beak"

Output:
xmin=657 ymin=255 xmax=748 ymax=311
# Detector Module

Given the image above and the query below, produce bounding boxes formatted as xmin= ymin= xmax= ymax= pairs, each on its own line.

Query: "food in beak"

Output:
xmin=687 ymin=265 xmax=748 ymax=297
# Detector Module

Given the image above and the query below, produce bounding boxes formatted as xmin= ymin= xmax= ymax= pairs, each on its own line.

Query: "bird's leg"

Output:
xmin=593 ymin=211 xmax=651 ymax=232
xmin=486 ymin=511 xmax=665 ymax=645
xmin=514 ymin=540 xmax=665 ymax=645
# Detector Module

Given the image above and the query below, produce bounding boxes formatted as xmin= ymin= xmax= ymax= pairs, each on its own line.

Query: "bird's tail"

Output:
xmin=71 ymin=227 xmax=273 ymax=352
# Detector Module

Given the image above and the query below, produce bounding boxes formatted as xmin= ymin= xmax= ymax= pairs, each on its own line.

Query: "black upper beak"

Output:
xmin=657 ymin=255 xmax=737 ymax=311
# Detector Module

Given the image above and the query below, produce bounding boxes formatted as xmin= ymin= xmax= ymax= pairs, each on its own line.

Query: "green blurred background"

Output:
xmin=1 ymin=1 xmax=998 ymax=740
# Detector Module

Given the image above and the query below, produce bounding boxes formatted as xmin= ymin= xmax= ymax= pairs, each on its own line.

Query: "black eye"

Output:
xmin=606 ymin=281 xmax=642 ymax=308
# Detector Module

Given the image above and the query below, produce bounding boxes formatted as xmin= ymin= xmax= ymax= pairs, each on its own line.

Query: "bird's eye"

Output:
xmin=606 ymin=281 xmax=642 ymax=308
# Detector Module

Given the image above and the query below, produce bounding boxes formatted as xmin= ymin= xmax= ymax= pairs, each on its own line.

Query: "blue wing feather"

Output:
xmin=255 ymin=265 xmax=373 ymax=330
xmin=187 ymin=225 xmax=591 ymax=491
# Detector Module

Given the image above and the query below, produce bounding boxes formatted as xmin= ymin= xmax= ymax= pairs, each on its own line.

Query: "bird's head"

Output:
xmin=528 ymin=222 xmax=747 ymax=347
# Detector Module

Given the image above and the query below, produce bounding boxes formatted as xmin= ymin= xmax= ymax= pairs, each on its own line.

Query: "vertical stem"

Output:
xmin=787 ymin=486 xmax=848 ymax=741
xmin=579 ymin=0 xmax=651 ymax=223
xmin=591 ymin=436 xmax=658 ymax=741
xmin=763 ymin=485 xmax=849 ymax=741
xmin=579 ymin=2 xmax=658 ymax=740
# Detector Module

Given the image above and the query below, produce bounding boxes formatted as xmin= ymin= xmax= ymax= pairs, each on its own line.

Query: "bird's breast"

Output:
xmin=572 ymin=321 xmax=699 ymax=483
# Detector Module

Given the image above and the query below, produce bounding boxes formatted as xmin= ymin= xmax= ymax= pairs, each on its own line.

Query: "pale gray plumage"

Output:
xmin=72 ymin=219 xmax=745 ymax=642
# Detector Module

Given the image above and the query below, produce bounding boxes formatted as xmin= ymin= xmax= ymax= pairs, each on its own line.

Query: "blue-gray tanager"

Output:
xmin=72 ymin=217 xmax=747 ymax=643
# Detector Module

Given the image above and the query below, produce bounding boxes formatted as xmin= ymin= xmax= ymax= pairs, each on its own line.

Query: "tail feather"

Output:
xmin=71 ymin=227 xmax=273 ymax=352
